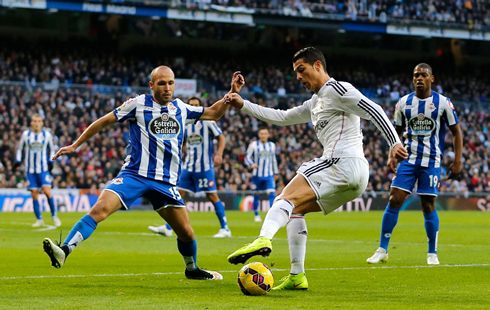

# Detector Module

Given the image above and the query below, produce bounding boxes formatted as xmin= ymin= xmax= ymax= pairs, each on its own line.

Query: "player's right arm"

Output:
xmin=244 ymin=143 xmax=258 ymax=169
xmin=224 ymin=93 xmax=311 ymax=126
xmin=14 ymin=131 xmax=27 ymax=169
xmin=53 ymin=96 xmax=138 ymax=160
xmin=53 ymin=112 xmax=118 ymax=160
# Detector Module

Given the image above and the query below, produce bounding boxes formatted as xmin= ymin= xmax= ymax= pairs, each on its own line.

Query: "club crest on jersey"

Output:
xmin=149 ymin=113 xmax=181 ymax=139
xmin=111 ymin=177 xmax=124 ymax=185
xmin=187 ymin=133 xmax=203 ymax=145
xmin=167 ymin=102 xmax=178 ymax=114
xmin=409 ymin=113 xmax=435 ymax=135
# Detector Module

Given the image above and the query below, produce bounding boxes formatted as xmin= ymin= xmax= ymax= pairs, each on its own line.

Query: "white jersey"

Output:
xmin=245 ymin=140 xmax=279 ymax=177
xmin=113 ymin=94 xmax=204 ymax=185
xmin=241 ymin=78 xmax=401 ymax=159
xmin=16 ymin=129 xmax=55 ymax=174
xmin=394 ymin=91 xmax=459 ymax=168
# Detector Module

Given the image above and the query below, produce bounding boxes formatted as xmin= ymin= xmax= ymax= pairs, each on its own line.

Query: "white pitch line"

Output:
xmin=1 ymin=264 xmax=489 ymax=281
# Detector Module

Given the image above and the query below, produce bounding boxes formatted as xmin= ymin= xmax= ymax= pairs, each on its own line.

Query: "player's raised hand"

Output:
xmin=224 ymin=93 xmax=245 ymax=109
xmin=446 ymin=160 xmax=462 ymax=180
xmin=52 ymin=145 xmax=76 ymax=160
xmin=230 ymin=71 xmax=245 ymax=93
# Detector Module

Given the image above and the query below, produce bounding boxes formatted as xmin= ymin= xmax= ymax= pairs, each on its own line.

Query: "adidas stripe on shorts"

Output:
xmin=296 ymin=157 xmax=369 ymax=214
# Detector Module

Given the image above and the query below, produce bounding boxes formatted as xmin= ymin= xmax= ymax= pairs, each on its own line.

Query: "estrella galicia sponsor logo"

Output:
xmin=29 ymin=141 xmax=43 ymax=150
xmin=111 ymin=177 xmax=124 ymax=185
xmin=259 ymin=150 xmax=271 ymax=158
xmin=149 ymin=113 xmax=181 ymax=139
xmin=188 ymin=133 xmax=203 ymax=145
xmin=409 ymin=113 xmax=435 ymax=135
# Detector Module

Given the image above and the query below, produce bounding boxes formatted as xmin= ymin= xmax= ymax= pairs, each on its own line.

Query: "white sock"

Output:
xmin=259 ymin=199 xmax=294 ymax=239
xmin=287 ymin=214 xmax=307 ymax=274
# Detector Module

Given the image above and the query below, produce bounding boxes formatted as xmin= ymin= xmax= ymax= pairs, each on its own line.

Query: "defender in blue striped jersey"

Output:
xmin=148 ymin=96 xmax=231 ymax=238
xmin=245 ymin=128 xmax=279 ymax=222
xmin=367 ymin=63 xmax=462 ymax=265
xmin=15 ymin=114 xmax=61 ymax=228
xmin=43 ymin=67 xmax=244 ymax=281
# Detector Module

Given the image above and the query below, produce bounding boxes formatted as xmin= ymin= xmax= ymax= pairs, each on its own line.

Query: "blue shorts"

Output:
xmin=104 ymin=170 xmax=185 ymax=211
xmin=27 ymin=172 xmax=52 ymax=190
xmin=177 ymin=169 xmax=217 ymax=193
xmin=391 ymin=161 xmax=441 ymax=196
xmin=251 ymin=176 xmax=275 ymax=193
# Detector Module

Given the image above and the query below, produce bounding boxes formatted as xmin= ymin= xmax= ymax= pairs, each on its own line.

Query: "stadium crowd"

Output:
xmin=171 ymin=0 xmax=490 ymax=28
xmin=1 ymin=49 xmax=489 ymax=195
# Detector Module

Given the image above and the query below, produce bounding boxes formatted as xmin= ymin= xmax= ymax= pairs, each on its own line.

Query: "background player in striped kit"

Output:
xmin=245 ymin=127 xmax=279 ymax=222
xmin=148 ymin=96 xmax=231 ymax=238
xmin=15 ymin=114 xmax=61 ymax=228
xmin=225 ymin=47 xmax=408 ymax=290
xmin=367 ymin=63 xmax=463 ymax=265
xmin=42 ymin=67 xmax=244 ymax=280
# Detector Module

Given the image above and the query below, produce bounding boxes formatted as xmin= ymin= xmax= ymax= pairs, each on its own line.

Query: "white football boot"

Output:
xmin=366 ymin=247 xmax=389 ymax=264
xmin=213 ymin=228 xmax=232 ymax=238
xmin=32 ymin=219 xmax=45 ymax=227
xmin=254 ymin=215 xmax=262 ymax=223
xmin=427 ymin=253 xmax=440 ymax=265
xmin=148 ymin=225 xmax=173 ymax=237
xmin=52 ymin=216 xmax=62 ymax=227
xmin=43 ymin=238 xmax=66 ymax=268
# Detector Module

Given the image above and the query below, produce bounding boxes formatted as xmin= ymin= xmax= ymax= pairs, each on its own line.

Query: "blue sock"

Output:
xmin=379 ymin=205 xmax=400 ymax=251
xmin=268 ymin=192 xmax=275 ymax=209
xmin=213 ymin=200 xmax=228 ymax=229
xmin=63 ymin=215 xmax=98 ymax=253
xmin=33 ymin=200 xmax=42 ymax=220
xmin=47 ymin=197 xmax=57 ymax=217
xmin=166 ymin=223 xmax=172 ymax=231
xmin=177 ymin=238 xmax=197 ymax=270
xmin=424 ymin=210 xmax=439 ymax=254
xmin=253 ymin=194 xmax=260 ymax=216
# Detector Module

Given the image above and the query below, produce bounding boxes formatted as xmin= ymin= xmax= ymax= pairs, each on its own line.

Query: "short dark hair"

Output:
xmin=258 ymin=126 xmax=269 ymax=132
xmin=414 ymin=63 xmax=433 ymax=75
xmin=292 ymin=47 xmax=327 ymax=72
xmin=188 ymin=96 xmax=201 ymax=106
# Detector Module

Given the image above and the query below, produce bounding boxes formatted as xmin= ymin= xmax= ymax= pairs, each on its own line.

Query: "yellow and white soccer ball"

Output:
xmin=237 ymin=262 xmax=274 ymax=295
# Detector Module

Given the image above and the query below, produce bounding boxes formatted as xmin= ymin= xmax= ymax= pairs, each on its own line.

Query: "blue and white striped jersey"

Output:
xmin=394 ymin=91 xmax=459 ymax=168
xmin=113 ymin=94 xmax=204 ymax=185
xmin=16 ymin=130 xmax=55 ymax=174
xmin=183 ymin=120 xmax=222 ymax=173
xmin=245 ymin=141 xmax=279 ymax=177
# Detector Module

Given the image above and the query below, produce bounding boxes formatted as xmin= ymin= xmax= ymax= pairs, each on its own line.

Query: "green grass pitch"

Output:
xmin=1 ymin=211 xmax=489 ymax=309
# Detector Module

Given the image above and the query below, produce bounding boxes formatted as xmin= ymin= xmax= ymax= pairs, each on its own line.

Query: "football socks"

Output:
xmin=177 ymin=238 xmax=197 ymax=271
xmin=259 ymin=198 xmax=294 ymax=239
xmin=47 ymin=196 xmax=57 ymax=217
xmin=213 ymin=200 xmax=228 ymax=230
xmin=424 ymin=210 xmax=439 ymax=254
xmin=379 ymin=205 xmax=400 ymax=251
xmin=63 ymin=214 xmax=98 ymax=254
xmin=33 ymin=199 xmax=42 ymax=220
xmin=253 ymin=194 xmax=260 ymax=216
xmin=287 ymin=215 xmax=307 ymax=275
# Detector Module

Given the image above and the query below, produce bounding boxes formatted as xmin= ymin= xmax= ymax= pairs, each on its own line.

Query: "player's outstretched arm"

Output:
xmin=52 ymin=112 xmax=117 ymax=160
xmin=446 ymin=123 xmax=463 ymax=180
xmin=201 ymin=71 xmax=245 ymax=121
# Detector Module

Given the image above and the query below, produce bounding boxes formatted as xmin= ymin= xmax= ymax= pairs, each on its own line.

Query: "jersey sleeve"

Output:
xmin=244 ymin=142 xmax=255 ymax=166
xmin=271 ymin=143 xmax=279 ymax=175
xmin=241 ymin=100 xmax=312 ymax=126
xmin=335 ymin=83 xmax=401 ymax=148
xmin=113 ymin=97 xmax=138 ymax=123
xmin=441 ymin=97 xmax=459 ymax=127
xmin=185 ymin=104 xmax=205 ymax=124
xmin=16 ymin=131 xmax=27 ymax=162
xmin=46 ymin=132 xmax=55 ymax=162
xmin=207 ymin=121 xmax=222 ymax=136
xmin=393 ymin=100 xmax=404 ymax=127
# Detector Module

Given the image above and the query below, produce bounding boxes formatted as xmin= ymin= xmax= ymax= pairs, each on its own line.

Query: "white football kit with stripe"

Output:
xmin=241 ymin=78 xmax=401 ymax=214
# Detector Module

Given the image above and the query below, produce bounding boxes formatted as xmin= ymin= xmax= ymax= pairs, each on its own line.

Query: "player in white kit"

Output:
xmin=225 ymin=47 xmax=408 ymax=290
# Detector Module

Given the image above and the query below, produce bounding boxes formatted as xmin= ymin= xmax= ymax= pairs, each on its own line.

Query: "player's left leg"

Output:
xmin=421 ymin=195 xmax=439 ymax=264
xmin=30 ymin=189 xmax=44 ymax=227
xmin=42 ymin=184 xmax=61 ymax=227
xmin=206 ymin=192 xmax=231 ymax=237
xmin=158 ymin=206 xmax=222 ymax=280
xmin=417 ymin=166 xmax=441 ymax=264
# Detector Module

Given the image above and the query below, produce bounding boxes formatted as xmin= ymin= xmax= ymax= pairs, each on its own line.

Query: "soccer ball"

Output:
xmin=237 ymin=262 xmax=274 ymax=296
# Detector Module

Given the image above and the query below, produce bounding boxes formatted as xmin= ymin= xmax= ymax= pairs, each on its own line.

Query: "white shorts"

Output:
xmin=297 ymin=157 xmax=369 ymax=215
